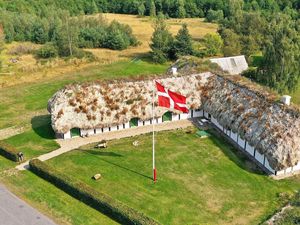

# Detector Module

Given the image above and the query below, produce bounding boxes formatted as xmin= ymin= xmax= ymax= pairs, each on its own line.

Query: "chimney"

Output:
xmin=171 ymin=67 xmax=178 ymax=75
xmin=281 ymin=95 xmax=292 ymax=106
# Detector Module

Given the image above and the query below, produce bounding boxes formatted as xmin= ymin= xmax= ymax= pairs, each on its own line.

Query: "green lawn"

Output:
xmin=46 ymin=128 xmax=300 ymax=225
xmin=1 ymin=171 xmax=117 ymax=225
xmin=291 ymin=80 xmax=300 ymax=105
xmin=0 ymin=60 xmax=168 ymax=129
xmin=3 ymin=115 xmax=59 ymax=159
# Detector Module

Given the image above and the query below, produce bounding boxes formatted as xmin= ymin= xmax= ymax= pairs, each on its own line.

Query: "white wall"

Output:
xmin=124 ymin=122 xmax=130 ymax=129
xmin=180 ymin=111 xmax=191 ymax=120
xmin=293 ymin=162 xmax=300 ymax=171
xmin=204 ymin=111 xmax=209 ymax=119
xmin=237 ymin=135 xmax=245 ymax=149
xmin=194 ymin=109 xmax=203 ymax=118
xmin=63 ymin=131 xmax=71 ymax=139
xmin=172 ymin=114 xmax=179 ymax=121
xmin=264 ymin=158 xmax=275 ymax=174
xmin=155 ymin=117 xmax=163 ymax=124
xmin=276 ymin=170 xmax=285 ymax=176
xmin=245 ymin=142 xmax=255 ymax=156
xmin=103 ymin=127 xmax=110 ymax=133
xmin=255 ymin=150 xmax=264 ymax=164
xmin=230 ymin=131 xmax=238 ymax=143
xmin=138 ymin=120 xmax=143 ymax=127
xmin=95 ymin=128 xmax=102 ymax=134
xmin=110 ymin=125 xmax=118 ymax=132
xmin=80 ymin=129 xmax=94 ymax=136
xmin=286 ymin=167 xmax=293 ymax=173
xmin=144 ymin=120 xmax=151 ymax=126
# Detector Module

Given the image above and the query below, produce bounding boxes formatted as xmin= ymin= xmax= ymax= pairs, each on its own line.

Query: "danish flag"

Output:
xmin=156 ymin=81 xmax=189 ymax=113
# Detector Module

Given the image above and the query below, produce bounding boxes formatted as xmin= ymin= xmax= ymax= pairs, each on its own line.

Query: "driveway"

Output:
xmin=0 ymin=185 xmax=56 ymax=225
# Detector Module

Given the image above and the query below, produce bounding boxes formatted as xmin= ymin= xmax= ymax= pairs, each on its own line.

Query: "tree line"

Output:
xmin=0 ymin=8 xmax=138 ymax=59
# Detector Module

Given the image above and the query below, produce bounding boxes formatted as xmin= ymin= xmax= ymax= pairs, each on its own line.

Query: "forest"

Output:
xmin=0 ymin=0 xmax=300 ymax=93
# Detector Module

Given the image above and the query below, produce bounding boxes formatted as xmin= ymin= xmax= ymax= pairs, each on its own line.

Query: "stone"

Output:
xmin=93 ymin=174 xmax=101 ymax=180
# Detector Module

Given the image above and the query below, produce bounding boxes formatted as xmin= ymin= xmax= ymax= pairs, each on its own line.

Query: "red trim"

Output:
xmin=153 ymin=168 xmax=157 ymax=182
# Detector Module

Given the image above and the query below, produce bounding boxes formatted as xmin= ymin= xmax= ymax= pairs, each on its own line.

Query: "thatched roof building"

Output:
xmin=48 ymin=60 xmax=300 ymax=175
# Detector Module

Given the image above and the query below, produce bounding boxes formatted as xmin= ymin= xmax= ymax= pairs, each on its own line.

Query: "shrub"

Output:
xmin=8 ymin=43 xmax=37 ymax=55
xmin=29 ymin=159 xmax=159 ymax=225
xmin=35 ymin=43 xmax=58 ymax=59
xmin=0 ymin=141 xmax=21 ymax=162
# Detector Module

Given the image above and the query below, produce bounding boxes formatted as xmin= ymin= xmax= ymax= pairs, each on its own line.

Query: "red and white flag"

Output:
xmin=156 ymin=81 xmax=188 ymax=113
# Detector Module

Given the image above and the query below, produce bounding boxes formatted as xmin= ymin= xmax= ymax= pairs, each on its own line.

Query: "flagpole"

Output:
xmin=152 ymin=79 xmax=156 ymax=182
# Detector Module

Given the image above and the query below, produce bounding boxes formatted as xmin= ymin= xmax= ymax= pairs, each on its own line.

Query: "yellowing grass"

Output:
xmin=89 ymin=13 xmax=218 ymax=62
xmin=0 ymin=14 xmax=217 ymax=87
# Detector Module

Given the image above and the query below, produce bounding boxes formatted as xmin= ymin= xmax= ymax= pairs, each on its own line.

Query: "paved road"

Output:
xmin=0 ymin=185 xmax=56 ymax=225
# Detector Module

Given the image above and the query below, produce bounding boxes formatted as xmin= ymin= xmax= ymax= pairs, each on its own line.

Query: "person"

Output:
xmin=17 ymin=152 xmax=24 ymax=161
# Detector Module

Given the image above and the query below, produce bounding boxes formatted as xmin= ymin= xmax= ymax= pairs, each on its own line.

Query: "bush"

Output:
xmin=0 ymin=141 xmax=21 ymax=162
xmin=35 ymin=43 xmax=58 ymax=59
xmin=205 ymin=9 xmax=224 ymax=23
xmin=29 ymin=159 xmax=160 ymax=225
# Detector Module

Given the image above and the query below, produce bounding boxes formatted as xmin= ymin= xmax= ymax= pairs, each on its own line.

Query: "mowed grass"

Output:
xmin=0 ymin=171 xmax=117 ymax=225
xmin=0 ymin=60 xmax=168 ymax=129
xmin=3 ymin=115 xmax=59 ymax=158
xmin=46 ymin=128 xmax=300 ymax=225
xmin=291 ymin=80 xmax=300 ymax=105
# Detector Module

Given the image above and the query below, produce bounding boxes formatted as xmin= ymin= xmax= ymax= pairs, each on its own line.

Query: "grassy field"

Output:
xmin=291 ymin=81 xmax=300 ymax=105
xmin=0 ymin=14 xmax=217 ymax=87
xmin=45 ymin=128 xmax=300 ymax=225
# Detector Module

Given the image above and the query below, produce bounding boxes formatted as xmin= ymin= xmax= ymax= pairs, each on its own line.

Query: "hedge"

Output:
xmin=0 ymin=141 xmax=20 ymax=162
xmin=29 ymin=159 xmax=160 ymax=225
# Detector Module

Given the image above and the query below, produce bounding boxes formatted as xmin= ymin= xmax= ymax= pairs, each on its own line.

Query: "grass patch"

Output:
xmin=3 ymin=115 xmax=59 ymax=159
xmin=1 ymin=171 xmax=118 ymax=225
xmin=46 ymin=128 xmax=300 ymax=225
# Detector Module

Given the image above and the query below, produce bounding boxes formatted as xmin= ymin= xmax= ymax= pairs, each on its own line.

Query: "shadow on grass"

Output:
xmin=85 ymin=150 xmax=123 ymax=157
xmin=81 ymin=150 xmax=153 ymax=181
xmin=31 ymin=115 xmax=56 ymax=140
xmin=208 ymin=129 xmax=265 ymax=176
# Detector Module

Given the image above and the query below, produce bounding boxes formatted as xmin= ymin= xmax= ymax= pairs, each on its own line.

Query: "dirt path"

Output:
xmin=16 ymin=120 xmax=193 ymax=170
xmin=0 ymin=127 xmax=24 ymax=140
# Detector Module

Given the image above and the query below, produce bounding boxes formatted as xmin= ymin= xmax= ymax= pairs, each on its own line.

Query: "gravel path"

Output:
xmin=16 ymin=120 xmax=193 ymax=170
xmin=0 ymin=184 xmax=56 ymax=225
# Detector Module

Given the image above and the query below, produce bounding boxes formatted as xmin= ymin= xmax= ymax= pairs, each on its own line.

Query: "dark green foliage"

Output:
xmin=29 ymin=159 xmax=160 ymax=225
xmin=256 ymin=14 xmax=300 ymax=93
xmin=219 ymin=28 xmax=242 ymax=56
xmin=173 ymin=24 xmax=193 ymax=58
xmin=150 ymin=16 xmax=174 ymax=63
xmin=0 ymin=141 xmax=21 ymax=162
xmin=206 ymin=9 xmax=224 ymax=22
xmin=35 ymin=43 xmax=58 ymax=59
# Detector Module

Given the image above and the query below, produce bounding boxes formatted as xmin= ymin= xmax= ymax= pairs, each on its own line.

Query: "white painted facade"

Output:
xmin=245 ymin=142 xmax=255 ymax=156
xmin=237 ymin=135 xmax=246 ymax=149
xmin=254 ymin=150 xmax=264 ymax=164
xmin=63 ymin=131 xmax=71 ymax=139
xmin=80 ymin=129 xmax=94 ymax=137
xmin=172 ymin=113 xmax=180 ymax=121
xmin=95 ymin=128 xmax=102 ymax=134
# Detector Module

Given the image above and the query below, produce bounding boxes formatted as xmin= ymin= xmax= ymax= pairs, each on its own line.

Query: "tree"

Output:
xmin=257 ymin=14 xmax=300 ymax=93
xmin=138 ymin=2 xmax=146 ymax=17
xmin=150 ymin=16 xmax=173 ymax=63
xmin=175 ymin=0 xmax=186 ymax=18
xmin=173 ymin=24 xmax=193 ymax=58
xmin=203 ymin=33 xmax=223 ymax=56
xmin=219 ymin=28 xmax=242 ymax=56
xmin=206 ymin=9 xmax=224 ymax=22
xmin=149 ymin=0 xmax=156 ymax=17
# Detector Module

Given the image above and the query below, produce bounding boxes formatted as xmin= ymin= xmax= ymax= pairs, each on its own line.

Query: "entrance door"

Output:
xmin=162 ymin=112 xmax=172 ymax=122
xmin=70 ymin=128 xmax=80 ymax=137
xmin=130 ymin=118 xmax=139 ymax=127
